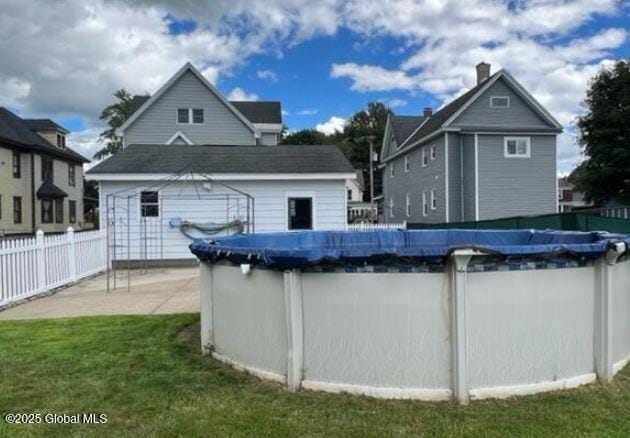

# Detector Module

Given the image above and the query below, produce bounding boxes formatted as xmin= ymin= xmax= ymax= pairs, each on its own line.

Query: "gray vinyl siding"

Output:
xmin=261 ymin=132 xmax=279 ymax=145
xmin=447 ymin=132 xmax=463 ymax=222
xmin=383 ymin=133 xmax=446 ymax=224
xmin=477 ymin=134 xmax=556 ymax=219
xmin=462 ymin=134 xmax=477 ymax=221
xmin=124 ymin=70 xmax=256 ymax=146
xmin=451 ymin=78 xmax=553 ymax=130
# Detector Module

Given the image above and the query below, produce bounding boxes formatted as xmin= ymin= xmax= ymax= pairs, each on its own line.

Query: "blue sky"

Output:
xmin=1 ymin=0 xmax=628 ymax=172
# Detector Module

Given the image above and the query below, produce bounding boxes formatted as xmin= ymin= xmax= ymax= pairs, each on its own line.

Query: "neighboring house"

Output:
xmin=0 ymin=108 xmax=88 ymax=236
xmin=346 ymin=170 xmax=375 ymax=222
xmin=380 ymin=62 xmax=563 ymax=223
xmin=86 ymin=62 xmax=354 ymax=260
xmin=557 ymin=177 xmax=593 ymax=213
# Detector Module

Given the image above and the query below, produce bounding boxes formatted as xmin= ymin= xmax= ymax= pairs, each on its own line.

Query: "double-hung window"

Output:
xmin=405 ymin=194 xmax=411 ymax=217
xmin=41 ymin=199 xmax=53 ymax=223
xmin=42 ymin=157 xmax=53 ymax=182
xmin=12 ymin=151 xmax=20 ymax=178
xmin=388 ymin=197 xmax=394 ymax=218
xmin=430 ymin=145 xmax=436 ymax=160
xmin=177 ymin=108 xmax=204 ymax=124
xmin=504 ymin=137 xmax=531 ymax=158
xmin=68 ymin=165 xmax=76 ymax=187
xmin=55 ymin=199 xmax=64 ymax=223
xmin=140 ymin=191 xmax=160 ymax=217
xmin=422 ymin=148 xmax=428 ymax=167
xmin=404 ymin=156 xmax=410 ymax=173
xmin=390 ymin=163 xmax=395 ymax=178
xmin=431 ymin=189 xmax=437 ymax=210
xmin=422 ymin=192 xmax=428 ymax=217
xmin=69 ymin=200 xmax=77 ymax=223
xmin=13 ymin=196 xmax=22 ymax=224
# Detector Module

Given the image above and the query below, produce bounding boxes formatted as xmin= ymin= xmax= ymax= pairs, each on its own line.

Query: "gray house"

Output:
xmin=380 ymin=62 xmax=563 ymax=224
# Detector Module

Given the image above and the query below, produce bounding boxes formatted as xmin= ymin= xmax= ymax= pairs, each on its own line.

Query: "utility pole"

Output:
xmin=367 ymin=136 xmax=376 ymax=222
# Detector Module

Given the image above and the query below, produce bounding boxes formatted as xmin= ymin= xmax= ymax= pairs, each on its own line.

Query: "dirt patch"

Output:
xmin=177 ymin=321 xmax=201 ymax=349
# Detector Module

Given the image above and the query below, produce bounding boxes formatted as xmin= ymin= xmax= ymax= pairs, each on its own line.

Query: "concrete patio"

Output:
xmin=0 ymin=267 xmax=199 ymax=320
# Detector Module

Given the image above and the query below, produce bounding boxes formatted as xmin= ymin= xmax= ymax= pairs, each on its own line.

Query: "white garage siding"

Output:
xmin=99 ymin=179 xmax=347 ymax=260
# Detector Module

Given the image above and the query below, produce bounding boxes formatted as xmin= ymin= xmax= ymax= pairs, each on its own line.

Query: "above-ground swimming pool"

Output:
xmin=190 ymin=230 xmax=630 ymax=404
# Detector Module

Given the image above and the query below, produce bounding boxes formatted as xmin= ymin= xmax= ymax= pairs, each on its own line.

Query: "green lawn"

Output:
xmin=1 ymin=315 xmax=630 ymax=437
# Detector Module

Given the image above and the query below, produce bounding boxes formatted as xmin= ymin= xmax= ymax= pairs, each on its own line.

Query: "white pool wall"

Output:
xmin=199 ymin=250 xmax=630 ymax=404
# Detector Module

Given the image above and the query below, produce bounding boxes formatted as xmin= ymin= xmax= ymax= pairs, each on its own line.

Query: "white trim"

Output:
xmin=253 ymin=123 xmax=283 ymax=132
xmin=139 ymin=189 xmax=161 ymax=219
xmin=490 ymin=96 xmax=510 ymax=108
xmin=464 ymin=131 xmax=559 ymax=135
xmin=474 ymin=134 xmax=479 ymax=221
xmin=405 ymin=193 xmax=411 ymax=217
xmin=469 ymin=373 xmax=596 ymax=400
xmin=422 ymin=147 xmax=428 ymax=167
xmin=445 ymin=134 xmax=449 ymax=222
xmin=460 ymin=136 xmax=464 ymax=221
xmin=119 ymin=62 xmax=260 ymax=137
xmin=442 ymin=72 xmax=503 ymax=127
xmin=504 ymin=136 xmax=531 ymax=158
xmin=285 ymin=190 xmax=316 ymax=231
xmin=388 ymin=197 xmax=394 ymax=218
xmin=86 ymin=172 xmax=356 ymax=182
xmin=422 ymin=191 xmax=428 ymax=217
xmin=379 ymin=117 xmax=391 ymax=162
xmin=165 ymin=131 xmax=194 ymax=145
xmin=381 ymin=128 xmax=447 ymax=164
xmin=431 ymin=189 xmax=437 ymax=210
xmin=211 ymin=352 xmax=286 ymax=384
xmin=301 ymin=380 xmax=452 ymax=401
xmin=613 ymin=355 xmax=630 ymax=375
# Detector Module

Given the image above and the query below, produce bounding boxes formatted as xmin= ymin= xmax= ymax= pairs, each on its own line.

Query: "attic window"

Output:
xmin=192 ymin=108 xmax=204 ymax=124
xmin=57 ymin=134 xmax=66 ymax=148
xmin=490 ymin=96 xmax=510 ymax=108
xmin=177 ymin=108 xmax=189 ymax=124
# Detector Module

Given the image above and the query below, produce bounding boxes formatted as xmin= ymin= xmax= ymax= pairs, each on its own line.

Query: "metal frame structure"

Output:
xmin=104 ymin=167 xmax=254 ymax=292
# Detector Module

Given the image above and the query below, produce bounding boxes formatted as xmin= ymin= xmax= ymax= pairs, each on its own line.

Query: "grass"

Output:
xmin=1 ymin=315 xmax=630 ymax=437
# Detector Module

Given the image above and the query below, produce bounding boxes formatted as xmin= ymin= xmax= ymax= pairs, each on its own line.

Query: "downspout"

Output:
xmin=30 ymin=152 xmax=36 ymax=234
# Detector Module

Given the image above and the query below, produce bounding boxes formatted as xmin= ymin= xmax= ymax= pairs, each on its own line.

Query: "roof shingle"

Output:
xmin=87 ymin=144 xmax=353 ymax=175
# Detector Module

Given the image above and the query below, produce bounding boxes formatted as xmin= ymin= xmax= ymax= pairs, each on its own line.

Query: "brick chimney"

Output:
xmin=476 ymin=62 xmax=491 ymax=85
xmin=423 ymin=107 xmax=433 ymax=118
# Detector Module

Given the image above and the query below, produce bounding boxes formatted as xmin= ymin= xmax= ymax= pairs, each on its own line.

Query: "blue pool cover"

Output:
xmin=189 ymin=230 xmax=630 ymax=269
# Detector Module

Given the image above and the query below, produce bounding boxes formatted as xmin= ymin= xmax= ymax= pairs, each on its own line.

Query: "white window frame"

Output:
xmin=504 ymin=136 xmax=531 ymax=158
xmin=422 ymin=192 xmax=428 ymax=217
xmin=431 ymin=189 xmax=437 ymax=210
xmin=139 ymin=190 xmax=160 ymax=218
xmin=405 ymin=194 xmax=411 ymax=217
xmin=404 ymin=156 xmax=410 ymax=173
xmin=191 ymin=108 xmax=204 ymax=124
xmin=389 ymin=197 xmax=394 ymax=218
xmin=285 ymin=190 xmax=317 ymax=231
xmin=176 ymin=108 xmax=204 ymax=125
xmin=390 ymin=163 xmax=395 ymax=178
xmin=490 ymin=96 xmax=510 ymax=108
xmin=422 ymin=148 xmax=428 ymax=167
xmin=430 ymin=145 xmax=436 ymax=160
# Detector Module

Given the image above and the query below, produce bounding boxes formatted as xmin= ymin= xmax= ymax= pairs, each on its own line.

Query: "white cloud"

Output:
xmin=227 ymin=87 xmax=259 ymax=101
xmin=316 ymin=116 xmax=345 ymax=135
xmin=380 ymin=98 xmax=407 ymax=108
xmin=331 ymin=63 xmax=419 ymax=91
xmin=257 ymin=69 xmax=278 ymax=82
xmin=68 ymin=128 xmax=103 ymax=166
xmin=297 ymin=108 xmax=318 ymax=115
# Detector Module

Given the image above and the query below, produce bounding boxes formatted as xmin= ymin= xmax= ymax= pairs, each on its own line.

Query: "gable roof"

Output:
xmin=119 ymin=62 xmax=259 ymax=137
xmin=383 ymin=69 xmax=563 ymax=161
xmin=0 ymin=107 xmax=88 ymax=163
xmin=230 ymin=101 xmax=282 ymax=124
xmin=390 ymin=115 xmax=424 ymax=144
xmin=24 ymin=118 xmax=69 ymax=133
xmin=86 ymin=144 xmax=354 ymax=175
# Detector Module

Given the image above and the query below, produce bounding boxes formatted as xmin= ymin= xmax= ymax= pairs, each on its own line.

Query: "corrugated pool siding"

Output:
xmin=477 ymin=134 xmax=556 ymax=220
xmin=451 ymin=77 xmax=554 ymax=129
xmin=462 ymin=134 xmax=477 ymax=221
xmin=124 ymin=70 xmax=256 ymax=146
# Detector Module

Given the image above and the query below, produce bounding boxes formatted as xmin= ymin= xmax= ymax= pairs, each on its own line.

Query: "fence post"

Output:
xmin=595 ymin=242 xmax=626 ymax=382
xmin=199 ymin=262 xmax=214 ymax=355
xmin=67 ymin=227 xmax=77 ymax=282
xmin=450 ymin=248 xmax=474 ymax=405
xmin=284 ymin=269 xmax=304 ymax=392
xmin=35 ymin=229 xmax=45 ymax=292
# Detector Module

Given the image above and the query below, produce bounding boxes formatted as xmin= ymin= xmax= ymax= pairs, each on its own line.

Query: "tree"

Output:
xmin=93 ymin=89 xmax=135 ymax=160
xmin=574 ymin=60 xmax=630 ymax=206
xmin=280 ymin=129 xmax=331 ymax=145
xmin=341 ymin=102 xmax=392 ymax=200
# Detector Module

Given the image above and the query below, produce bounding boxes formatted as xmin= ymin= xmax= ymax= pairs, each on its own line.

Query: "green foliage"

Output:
xmin=341 ymin=102 xmax=392 ymax=199
xmin=575 ymin=60 xmax=630 ymax=206
xmin=280 ymin=128 xmax=340 ymax=145
xmin=2 ymin=315 xmax=630 ymax=436
xmin=93 ymin=89 xmax=135 ymax=160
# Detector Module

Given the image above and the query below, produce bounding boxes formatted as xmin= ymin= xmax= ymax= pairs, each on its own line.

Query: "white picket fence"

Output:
xmin=0 ymin=228 xmax=107 ymax=307
xmin=347 ymin=221 xmax=407 ymax=231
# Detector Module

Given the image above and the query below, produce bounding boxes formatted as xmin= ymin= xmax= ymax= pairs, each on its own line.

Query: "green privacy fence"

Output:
xmin=408 ymin=212 xmax=630 ymax=234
